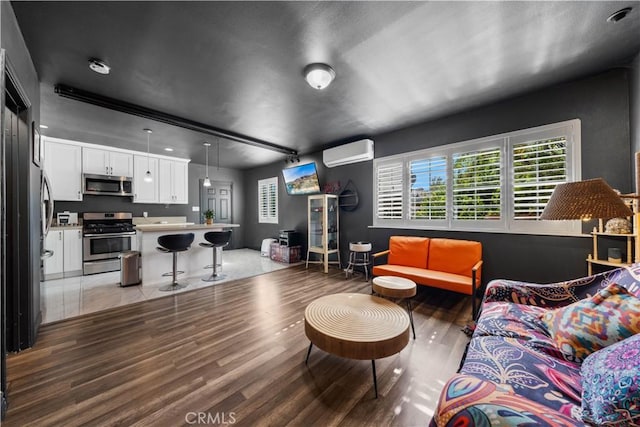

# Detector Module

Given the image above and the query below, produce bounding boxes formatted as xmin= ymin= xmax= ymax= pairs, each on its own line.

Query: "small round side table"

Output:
xmin=372 ymin=276 xmax=417 ymax=339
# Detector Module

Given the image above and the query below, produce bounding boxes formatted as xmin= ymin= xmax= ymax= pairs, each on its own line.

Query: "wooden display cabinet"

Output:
xmin=306 ymin=194 xmax=341 ymax=273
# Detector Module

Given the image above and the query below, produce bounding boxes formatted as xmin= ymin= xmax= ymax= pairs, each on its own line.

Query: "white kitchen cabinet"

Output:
xmin=43 ymin=230 xmax=64 ymax=280
xmin=63 ymin=229 xmax=83 ymax=276
xmin=158 ymin=159 xmax=189 ymax=204
xmin=43 ymin=139 xmax=83 ymax=201
xmin=133 ymin=155 xmax=159 ymax=203
xmin=83 ymin=147 xmax=133 ymax=177
xmin=44 ymin=228 xmax=83 ymax=280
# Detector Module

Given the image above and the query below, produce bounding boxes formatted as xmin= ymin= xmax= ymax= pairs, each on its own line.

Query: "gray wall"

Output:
xmin=242 ymin=68 xmax=632 ymax=285
xmin=632 ymin=53 xmax=640 ymax=188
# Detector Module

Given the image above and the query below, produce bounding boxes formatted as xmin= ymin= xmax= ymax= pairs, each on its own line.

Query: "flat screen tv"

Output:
xmin=282 ymin=162 xmax=321 ymax=195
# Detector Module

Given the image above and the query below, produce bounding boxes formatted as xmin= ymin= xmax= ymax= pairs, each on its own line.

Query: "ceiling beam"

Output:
xmin=54 ymin=84 xmax=297 ymax=155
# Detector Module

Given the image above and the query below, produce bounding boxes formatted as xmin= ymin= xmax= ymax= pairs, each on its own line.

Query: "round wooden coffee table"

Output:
xmin=304 ymin=293 xmax=410 ymax=398
xmin=372 ymin=276 xmax=417 ymax=339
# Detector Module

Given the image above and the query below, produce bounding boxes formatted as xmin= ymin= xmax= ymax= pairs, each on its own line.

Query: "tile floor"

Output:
xmin=40 ymin=248 xmax=299 ymax=324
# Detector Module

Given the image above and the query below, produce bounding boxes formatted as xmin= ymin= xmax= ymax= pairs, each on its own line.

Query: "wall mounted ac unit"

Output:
xmin=322 ymin=139 xmax=374 ymax=168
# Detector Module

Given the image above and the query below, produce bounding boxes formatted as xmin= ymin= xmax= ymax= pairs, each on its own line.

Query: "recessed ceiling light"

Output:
xmin=89 ymin=58 xmax=111 ymax=75
xmin=39 ymin=124 xmax=49 ymax=129
xmin=164 ymin=147 xmax=174 ymax=152
xmin=607 ymin=7 xmax=632 ymax=23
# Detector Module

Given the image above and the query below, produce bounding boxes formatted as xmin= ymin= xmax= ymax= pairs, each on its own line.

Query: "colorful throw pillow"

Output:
xmin=581 ymin=334 xmax=640 ymax=425
xmin=539 ymin=283 xmax=640 ymax=362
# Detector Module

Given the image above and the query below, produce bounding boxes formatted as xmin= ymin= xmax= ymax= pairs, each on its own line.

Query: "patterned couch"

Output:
xmin=431 ymin=265 xmax=640 ymax=426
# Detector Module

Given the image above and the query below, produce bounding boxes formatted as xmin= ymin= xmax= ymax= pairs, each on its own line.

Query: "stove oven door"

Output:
xmin=83 ymin=233 xmax=134 ymax=261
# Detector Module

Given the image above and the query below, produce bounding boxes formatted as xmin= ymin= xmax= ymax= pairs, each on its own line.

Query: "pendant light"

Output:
xmin=203 ymin=142 xmax=211 ymax=187
xmin=143 ymin=128 xmax=153 ymax=182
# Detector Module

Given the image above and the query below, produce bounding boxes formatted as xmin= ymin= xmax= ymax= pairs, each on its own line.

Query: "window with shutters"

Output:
xmin=372 ymin=119 xmax=581 ymax=235
xmin=452 ymin=146 xmax=501 ymax=221
xmin=409 ymin=156 xmax=447 ymax=222
xmin=375 ymin=161 xmax=403 ymax=222
xmin=258 ymin=177 xmax=278 ymax=224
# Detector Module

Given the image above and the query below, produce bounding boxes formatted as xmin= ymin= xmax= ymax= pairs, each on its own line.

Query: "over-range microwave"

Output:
xmin=83 ymin=173 xmax=133 ymax=196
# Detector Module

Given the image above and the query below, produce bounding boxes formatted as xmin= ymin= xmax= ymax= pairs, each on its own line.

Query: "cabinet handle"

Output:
xmin=77 ymin=191 xmax=81 ymax=199
xmin=110 ymin=166 xmax=113 ymax=174
xmin=59 ymin=232 xmax=62 ymax=240
xmin=134 ymin=194 xmax=137 ymax=200
xmin=106 ymin=166 xmax=109 ymax=174
xmin=78 ymin=230 xmax=81 ymax=238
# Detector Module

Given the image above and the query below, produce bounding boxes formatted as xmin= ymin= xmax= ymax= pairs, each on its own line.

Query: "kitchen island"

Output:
xmin=136 ymin=223 xmax=240 ymax=287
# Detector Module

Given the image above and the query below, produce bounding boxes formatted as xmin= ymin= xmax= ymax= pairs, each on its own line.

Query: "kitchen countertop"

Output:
xmin=135 ymin=223 xmax=240 ymax=232
xmin=50 ymin=225 xmax=82 ymax=230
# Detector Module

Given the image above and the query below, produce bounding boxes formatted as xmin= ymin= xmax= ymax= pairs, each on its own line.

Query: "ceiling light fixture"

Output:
xmin=88 ymin=58 xmax=111 ymax=75
xmin=164 ymin=147 xmax=174 ymax=152
xmin=304 ymin=63 xmax=336 ymax=90
xmin=203 ymin=142 xmax=212 ymax=187
xmin=607 ymin=7 xmax=632 ymax=23
xmin=284 ymin=154 xmax=301 ymax=164
xmin=143 ymin=129 xmax=153 ymax=183
xmin=39 ymin=124 xmax=49 ymax=129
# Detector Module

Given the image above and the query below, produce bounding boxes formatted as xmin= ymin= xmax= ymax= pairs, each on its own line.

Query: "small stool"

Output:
xmin=200 ymin=230 xmax=232 ymax=281
xmin=345 ymin=242 xmax=372 ymax=280
xmin=156 ymin=233 xmax=194 ymax=291
xmin=372 ymin=276 xmax=417 ymax=339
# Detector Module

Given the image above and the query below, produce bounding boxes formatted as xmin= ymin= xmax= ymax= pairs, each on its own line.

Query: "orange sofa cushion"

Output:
xmin=427 ymin=238 xmax=482 ymax=282
xmin=371 ymin=264 xmax=473 ymax=295
xmin=387 ymin=236 xmax=429 ymax=269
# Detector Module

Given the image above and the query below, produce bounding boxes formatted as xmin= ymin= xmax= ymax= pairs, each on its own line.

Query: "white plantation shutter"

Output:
xmin=409 ymin=156 xmax=447 ymax=220
xmin=512 ymin=137 xmax=567 ymax=220
xmin=376 ymin=161 xmax=404 ymax=220
xmin=258 ymin=177 xmax=278 ymax=224
xmin=452 ymin=147 xmax=501 ymax=220
xmin=372 ymin=119 xmax=580 ymax=235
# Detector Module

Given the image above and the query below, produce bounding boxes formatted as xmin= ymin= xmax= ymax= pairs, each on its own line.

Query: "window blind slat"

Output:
xmin=512 ymin=137 xmax=567 ymax=220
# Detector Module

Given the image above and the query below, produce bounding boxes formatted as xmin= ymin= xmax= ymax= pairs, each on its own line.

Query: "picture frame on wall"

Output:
xmin=32 ymin=121 xmax=40 ymax=167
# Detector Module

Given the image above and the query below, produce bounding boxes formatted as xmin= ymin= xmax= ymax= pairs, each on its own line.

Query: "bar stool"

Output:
xmin=200 ymin=230 xmax=232 ymax=281
xmin=156 ymin=233 xmax=194 ymax=291
xmin=345 ymin=241 xmax=372 ymax=280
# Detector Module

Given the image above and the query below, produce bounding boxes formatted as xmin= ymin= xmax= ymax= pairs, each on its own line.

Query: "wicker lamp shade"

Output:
xmin=540 ymin=178 xmax=632 ymax=220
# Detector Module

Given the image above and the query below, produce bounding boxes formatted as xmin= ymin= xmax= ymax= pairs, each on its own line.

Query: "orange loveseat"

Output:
xmin=372 ymin=236 xmax=483 ymax=317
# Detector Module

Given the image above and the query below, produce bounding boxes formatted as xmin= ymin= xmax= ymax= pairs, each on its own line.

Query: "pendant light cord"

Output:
xmin=146 ymin=131 xmax=151 ymax=170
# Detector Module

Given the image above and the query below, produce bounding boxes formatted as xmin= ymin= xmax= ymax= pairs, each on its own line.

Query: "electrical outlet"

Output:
xmin=192 ymin=206 xmax=200 ymax=212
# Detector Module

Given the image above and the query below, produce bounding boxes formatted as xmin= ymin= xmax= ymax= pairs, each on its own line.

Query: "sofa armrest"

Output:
xmin=482 ymin=276 xmax=594 ymax=308
xmin=372 ymin=249 xmax=389 ymax=258
xmin=471 ymin=259 xmax=483 ymax=274
xmin=372 ymin=249 xmax=389 ymax=266
xmin=470 ymin=260 xmax=483 ymax=319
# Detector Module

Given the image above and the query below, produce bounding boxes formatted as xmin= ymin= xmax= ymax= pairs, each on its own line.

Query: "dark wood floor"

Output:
xmin=4 ymin=265 xmax=471 ymax=427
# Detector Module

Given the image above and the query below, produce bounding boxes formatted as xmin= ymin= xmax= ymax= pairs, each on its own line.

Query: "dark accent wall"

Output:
xmin=55 ymin=162 xmax=245 ymax=249
xmin=631 ymin=53 xmax=640 ymax=184
xmin=243 ymin=68 xmax=632 ymax=285
xmin=243 ymin=153 xmax=373 ymax=258
xmin=2 ymin=0 xmax=42 ymax=413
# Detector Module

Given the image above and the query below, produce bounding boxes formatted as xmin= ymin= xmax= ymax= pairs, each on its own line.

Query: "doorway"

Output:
xmin=200 ymin=181 xmax=233 ymax=224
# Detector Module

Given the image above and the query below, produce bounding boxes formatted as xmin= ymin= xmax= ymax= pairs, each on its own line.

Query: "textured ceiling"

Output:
xmin=11 ymin=1 xmax=640 ymax=169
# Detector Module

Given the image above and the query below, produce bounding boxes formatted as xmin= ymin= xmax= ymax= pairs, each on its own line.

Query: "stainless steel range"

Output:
xmin=83 ymin=212 xmax=135 ymax=275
